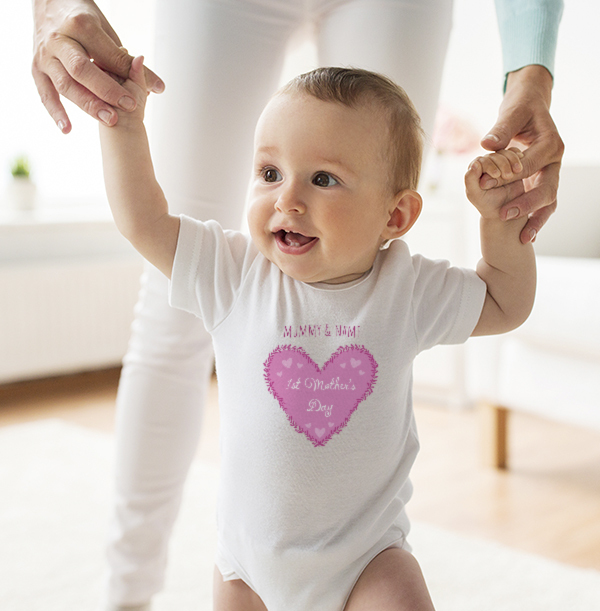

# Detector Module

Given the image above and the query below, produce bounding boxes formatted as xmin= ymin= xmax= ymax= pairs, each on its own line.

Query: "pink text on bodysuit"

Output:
xmin=282 ymin=324 xmax=361 ymax=339
xmin=286 ymin=376 xmax=357 ymax=392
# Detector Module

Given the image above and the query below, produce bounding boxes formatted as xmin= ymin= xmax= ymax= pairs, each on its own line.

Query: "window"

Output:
xmin=0 ymin=0 xmax=153 ymax=212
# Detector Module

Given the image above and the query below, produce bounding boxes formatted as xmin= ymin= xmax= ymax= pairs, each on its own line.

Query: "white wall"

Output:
xmin=0 ymin=2 xmax=108 ymax=209
xmin=1 ymin=1 xmax=598 ymax=210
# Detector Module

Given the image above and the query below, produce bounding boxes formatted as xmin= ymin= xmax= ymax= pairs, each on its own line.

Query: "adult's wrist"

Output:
xmin=505 ymin=65 xmax=553 ymax=107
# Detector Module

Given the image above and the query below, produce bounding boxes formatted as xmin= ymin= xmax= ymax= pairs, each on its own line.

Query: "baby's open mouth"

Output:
xmin=274 ymin=229 xmax=318 ymax=254
xmin=275 ymin=230 xmax=315 ymax=247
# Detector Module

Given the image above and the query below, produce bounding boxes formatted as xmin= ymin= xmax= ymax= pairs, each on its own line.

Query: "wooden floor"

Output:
xmin=1 ymin=368 xmax=600 ymax=572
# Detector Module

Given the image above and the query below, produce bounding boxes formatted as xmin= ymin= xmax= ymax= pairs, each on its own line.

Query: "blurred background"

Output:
xmin=1 ymin=0 xmax=598 ymax=207
xmin=2 ymin=0 xmax=599 ymax=402
xmin=1 ymin=0 xmax=599 ymax=385
xmin=1 ymin=2 xmax=599 ymax=603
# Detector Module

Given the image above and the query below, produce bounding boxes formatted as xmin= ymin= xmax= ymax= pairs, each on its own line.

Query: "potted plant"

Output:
xmin=8 ymin=155 xmax=37 ymax=211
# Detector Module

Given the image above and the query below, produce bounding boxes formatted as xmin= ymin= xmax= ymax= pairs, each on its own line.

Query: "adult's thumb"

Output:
xmin=480 ymin=122 xmax=512 ymax=151
xmin=481 ymin=103 xmax=531 ymax=152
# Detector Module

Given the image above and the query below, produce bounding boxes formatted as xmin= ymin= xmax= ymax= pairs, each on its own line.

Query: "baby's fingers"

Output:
xmin=117 ymin=55 xmax=149 ymax=105
xmin=480 ymin=148 xmax=525 ymax=189
xmin=466 ymin=157 xmax=526 ymax=209
xmin=465 ymin=158 xmax=484 ymax=194
xmin=128 ymin=56 xmax=147 ymax=89
xmin=477 ymin=149 xmax=522 ymax=185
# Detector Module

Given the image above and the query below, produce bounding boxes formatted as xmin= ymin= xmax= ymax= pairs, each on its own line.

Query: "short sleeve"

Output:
xmin=411 ymin=254 xmax=487 ymax=353
xmin=168 ymin=215 xmax=259 ymax=330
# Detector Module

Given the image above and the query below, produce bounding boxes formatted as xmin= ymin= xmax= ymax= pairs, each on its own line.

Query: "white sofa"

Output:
xmin=466 ymin=165 xmax=600 ymax=468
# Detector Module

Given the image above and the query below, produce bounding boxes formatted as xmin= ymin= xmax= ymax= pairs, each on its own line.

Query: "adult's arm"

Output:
xmin=481 ymin=0 xmax=564 ymax=243
xmin=32 ymin=0 xmax=164 ymax=133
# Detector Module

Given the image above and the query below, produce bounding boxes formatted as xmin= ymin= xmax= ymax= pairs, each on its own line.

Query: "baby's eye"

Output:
xmin=262 ymin=168 xmax=282 ymax=183
xmin=312 ymin=172 xmax=338 ymax=188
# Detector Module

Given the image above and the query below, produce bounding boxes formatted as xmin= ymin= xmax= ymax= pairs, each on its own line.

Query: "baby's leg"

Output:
xmin=344 ymin=548 xmax=435 ymax=611
xmin=213 ymin=567 xmax=267 ymax=611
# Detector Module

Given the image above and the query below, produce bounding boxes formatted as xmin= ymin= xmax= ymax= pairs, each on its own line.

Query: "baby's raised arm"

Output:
xmin=99 ymin=56 xmax=179 ymax=279
xmin=465 ymin=149 xmax=536 ymax=336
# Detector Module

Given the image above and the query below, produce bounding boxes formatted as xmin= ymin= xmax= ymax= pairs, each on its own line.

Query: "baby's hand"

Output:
xmin=465 ymin=148 xmax=526 ymax=220
xmin=103 ymin=55 xmax=148 ymax=126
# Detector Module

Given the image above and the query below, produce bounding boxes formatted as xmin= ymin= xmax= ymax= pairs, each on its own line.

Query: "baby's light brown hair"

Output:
xmin=279 ymin=67 xmax=424 ymax=192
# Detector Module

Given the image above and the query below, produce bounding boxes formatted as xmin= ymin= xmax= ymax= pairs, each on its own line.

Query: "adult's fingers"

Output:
xmin=56 ymin=9 xmax=129 ymax=81
xmin=488 ymin=177 xmax=526 ymax=210
xmin=480 ymin=103 xmax=530 ymax=152
xmin=499 ymin=162 xmax=560 ymax=222
xmin=37 ymin=54 xmax=120 ymax=126
xmin=480 ymin=133 xmax=563 ymax=192
xmin=514 ymin=128 xmax=564 ymax=182
xmin=63 ymin=24 xmax=163 ymax=93
xmin=32 ymin=63 xmax=71 ymax=133
xmin=481 ymin=115 xmax=563 ymax=191
xmin=52 ymin=36 xmax=138 ymax=111
xmin=33 ymin=24 xmax=164 ymax=130
xmin=519 ymin=199 xmax=557 ymax=244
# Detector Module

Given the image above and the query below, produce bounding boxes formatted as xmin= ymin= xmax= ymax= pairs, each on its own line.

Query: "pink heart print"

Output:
xmin=264 ymin=345 xmax=378 ymax=447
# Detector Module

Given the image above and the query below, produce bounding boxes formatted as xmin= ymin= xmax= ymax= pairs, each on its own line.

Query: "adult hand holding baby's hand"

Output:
xmin=479 ymin=65 xmax=564 ymax=244
xmin=32 ymin=0 xmax=164 ymax=133
xmin=465 ymin=149 xmax=526 ymax=222
xmin=108 ymin=56 xmax=149 ymax=127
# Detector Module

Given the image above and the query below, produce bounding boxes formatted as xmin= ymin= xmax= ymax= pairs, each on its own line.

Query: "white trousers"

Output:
xmin=107 ymin=0 xmax=453 ymax=604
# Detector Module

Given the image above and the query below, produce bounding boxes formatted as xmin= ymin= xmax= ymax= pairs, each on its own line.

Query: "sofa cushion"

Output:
xmin=510 ymin=256 xmax=600 ymax=358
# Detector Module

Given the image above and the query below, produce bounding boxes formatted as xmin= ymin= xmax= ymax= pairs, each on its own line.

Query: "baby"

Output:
xmin=100 ymin=58 xmax=535 ymax=611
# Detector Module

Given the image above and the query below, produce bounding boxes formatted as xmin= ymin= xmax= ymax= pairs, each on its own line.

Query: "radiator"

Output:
xmin=0 ymin=256 xmax=144 ymax=383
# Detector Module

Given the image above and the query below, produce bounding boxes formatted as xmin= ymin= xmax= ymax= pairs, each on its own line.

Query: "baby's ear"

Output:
xmin=382 ymin=190 xmax=422 ymax=240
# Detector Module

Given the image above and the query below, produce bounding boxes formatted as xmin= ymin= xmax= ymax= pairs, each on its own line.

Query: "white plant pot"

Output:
xmin=8 ymin=176 xmax=37 ymax=211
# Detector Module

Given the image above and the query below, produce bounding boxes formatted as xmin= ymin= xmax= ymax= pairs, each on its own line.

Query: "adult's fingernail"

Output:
xmin=513 ymin=162 xmax=523 ymax=173
xmin=57 ymin=120 xmax=67 ymax=132
xmin=506 ymin=208 xmax=519 ymax=220
xmin=529 ymin=229 xmax=537 ymax=242
xmin=119 ymin=96 xmax=136 ymax=111
xmin=484 ymin=133 xmax=500 ymax=143
xmin=152 ymin=80 xmax=165 ymax=93
xmin=483 ymin=178 xmax=497 ymax=189
xmin=98 ymin=109 xmax=113 ymax=125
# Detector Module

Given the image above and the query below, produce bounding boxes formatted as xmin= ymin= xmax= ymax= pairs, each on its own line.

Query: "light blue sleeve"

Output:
xmin=495 ymin=0 xmax=564 ymax=82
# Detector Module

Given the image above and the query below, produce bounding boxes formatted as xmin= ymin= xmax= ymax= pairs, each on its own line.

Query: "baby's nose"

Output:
xmin=275 ymin=182 xmax=307 ymax=214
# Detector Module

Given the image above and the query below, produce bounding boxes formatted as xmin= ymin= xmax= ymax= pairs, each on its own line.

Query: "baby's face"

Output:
xmin=247 ymin=93 xmax=399 ymax=285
